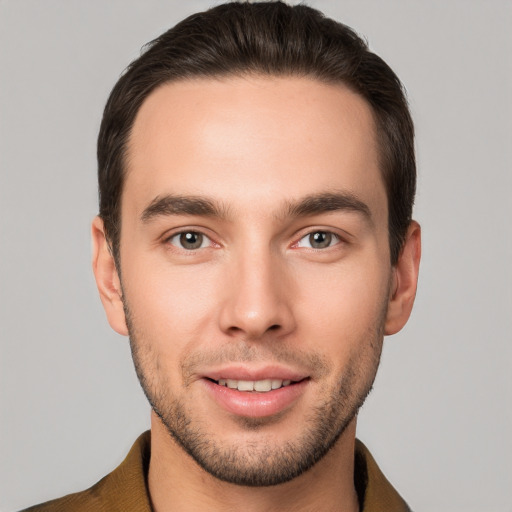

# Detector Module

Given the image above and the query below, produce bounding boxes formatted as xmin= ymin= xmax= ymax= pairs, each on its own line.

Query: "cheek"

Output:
xmin=122 ymin=259 xmax=222 ymax=356
xmin=293 ymin=259 xmax=390 ymax=352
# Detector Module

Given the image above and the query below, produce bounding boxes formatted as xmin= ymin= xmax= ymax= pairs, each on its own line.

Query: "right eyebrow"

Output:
xmin=285 ymin=191 xmax=372 ymax=221
xmin=140 ymin=194 xmax=230 ymax=223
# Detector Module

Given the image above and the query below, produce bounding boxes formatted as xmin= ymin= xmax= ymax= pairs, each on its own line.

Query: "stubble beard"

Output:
xmin=124 ymin=300 xmax=385 ymax=487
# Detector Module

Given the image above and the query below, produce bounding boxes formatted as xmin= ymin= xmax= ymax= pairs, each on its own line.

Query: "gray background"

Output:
xmin=1 ymin=0 xmax=511 ymax=510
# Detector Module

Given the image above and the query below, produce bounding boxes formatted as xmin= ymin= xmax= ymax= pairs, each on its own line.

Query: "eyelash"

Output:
xmin=294 ymin=231 xmax=341 ymax=250
xmin=164 ymin=228 xmax=344 ymax=252
xmin=166 ymin=230 xmax=214 ymax=251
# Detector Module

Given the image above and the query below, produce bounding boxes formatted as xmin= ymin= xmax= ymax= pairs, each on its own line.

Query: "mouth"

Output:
xmin=202 ymin=374 xmax=310 ymax=418
xmin=208 ymin=377 xmax=300 ymax=392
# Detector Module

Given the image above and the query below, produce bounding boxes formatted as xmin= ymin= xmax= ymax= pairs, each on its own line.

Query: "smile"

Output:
xmin=216 ymin=378 xmax=294 ymax=392
xmin=203 ymin=376 xmax=309 ymax=418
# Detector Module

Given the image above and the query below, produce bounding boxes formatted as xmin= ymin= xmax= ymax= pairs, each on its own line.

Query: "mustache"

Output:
xmin=180 ymin=342 xmax=332 ymax=384
xmin=123 ymin=298 xmax=333 ymax=383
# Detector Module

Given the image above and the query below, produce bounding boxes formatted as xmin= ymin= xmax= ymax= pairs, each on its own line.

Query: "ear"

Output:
xmin=385 ymin=221 xmax=421 ymax=335
xmin=91 ymin=216 xmax=128 ymax=336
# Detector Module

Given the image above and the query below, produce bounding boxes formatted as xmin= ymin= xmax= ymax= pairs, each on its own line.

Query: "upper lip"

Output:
xmin=202 ymin=365 xmax=308 ymax=382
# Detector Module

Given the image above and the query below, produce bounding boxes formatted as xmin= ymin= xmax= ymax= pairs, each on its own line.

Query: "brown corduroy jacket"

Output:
xmin=21 ymin=432 xmax=411 ymax=512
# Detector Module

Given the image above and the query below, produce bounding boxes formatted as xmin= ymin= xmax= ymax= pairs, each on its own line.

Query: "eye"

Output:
xmin=296 ymin=230 xmax=340 ymax=249
xmin=167 ymin=231 xmax=211 ymax=250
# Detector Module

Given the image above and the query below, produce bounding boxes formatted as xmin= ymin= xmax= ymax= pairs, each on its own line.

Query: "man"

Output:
xmin=24 ymin=1 xmax=420 ymax=511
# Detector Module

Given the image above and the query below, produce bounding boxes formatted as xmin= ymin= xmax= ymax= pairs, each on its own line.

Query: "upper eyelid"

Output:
xmin=300 ymin=230 xmax=340 ymax=240
xmin=168 ymin=230 xmax=210 ymax=240
xmin=163 ymin=226 xmax=214 ymax=241
xmin=292 ymin=226 xmax=350 ymax=243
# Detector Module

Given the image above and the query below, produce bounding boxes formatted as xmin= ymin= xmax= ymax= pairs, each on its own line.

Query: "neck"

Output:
xmin=148 ymin=412 xmax=360 ymax=512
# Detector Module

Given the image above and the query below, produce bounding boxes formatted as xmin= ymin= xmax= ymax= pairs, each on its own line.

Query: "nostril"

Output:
xmin=268 ymin=324 xmax=280 ymax=331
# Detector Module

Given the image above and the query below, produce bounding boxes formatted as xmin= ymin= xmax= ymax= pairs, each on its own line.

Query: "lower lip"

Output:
xmin=202 ymin=379 xmax=309 ymax=418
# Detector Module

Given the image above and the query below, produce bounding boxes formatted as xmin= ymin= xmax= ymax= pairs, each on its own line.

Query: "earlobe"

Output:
xmin=91 ymin=217 xmax=128 ymax=336
xmin=384 ymin=221 xmax=421 ymax=335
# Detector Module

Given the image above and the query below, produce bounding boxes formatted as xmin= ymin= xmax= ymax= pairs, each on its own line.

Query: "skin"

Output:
xmin=92 ymin=76 xmax=421 ymax=512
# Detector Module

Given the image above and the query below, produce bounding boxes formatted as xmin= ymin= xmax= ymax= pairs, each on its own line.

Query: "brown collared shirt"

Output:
xmin=21 ymin=432 xmax=411 ymax=511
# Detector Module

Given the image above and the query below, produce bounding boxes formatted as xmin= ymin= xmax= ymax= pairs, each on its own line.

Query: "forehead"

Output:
xmin=124 ymin=75 xmax=385 ymax=222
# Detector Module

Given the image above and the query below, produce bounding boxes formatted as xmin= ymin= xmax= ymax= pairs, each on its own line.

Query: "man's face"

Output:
xmin=117 ymin=76 xmax=393 ymax=485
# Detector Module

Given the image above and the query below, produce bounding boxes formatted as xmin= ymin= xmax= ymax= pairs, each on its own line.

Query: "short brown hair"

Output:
xmin=98 ymin=1 xmax=415 ymax=265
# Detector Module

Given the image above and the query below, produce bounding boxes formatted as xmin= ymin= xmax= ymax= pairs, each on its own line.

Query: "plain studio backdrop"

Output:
xmin=1 ymin=1 xmax=511 ymax=511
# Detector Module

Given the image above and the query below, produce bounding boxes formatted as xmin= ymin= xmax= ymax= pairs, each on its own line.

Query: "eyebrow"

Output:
xmin=284 ymin=191 xmax=372 ymax=222
xmin=141 ymin=195 xmax=230 ymax=223
xmin=140 ymin=191 xmax=372 ymax=224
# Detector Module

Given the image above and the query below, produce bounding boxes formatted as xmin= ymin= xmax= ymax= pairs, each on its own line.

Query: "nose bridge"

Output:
xmin=219 ymin=239 xmax=294 ymax=339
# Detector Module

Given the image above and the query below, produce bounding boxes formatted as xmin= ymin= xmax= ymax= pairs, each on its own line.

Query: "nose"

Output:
xmin=218 ymin=248 xmax=296 ymax=341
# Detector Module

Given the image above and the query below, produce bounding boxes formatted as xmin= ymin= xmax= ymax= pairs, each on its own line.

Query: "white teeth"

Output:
xmin=216 ymin=378 xmax=294 ymax=392
xmin=254 ymin=379 xmax=272 ymax=392
xmin=271 ymin=379 xmax=282 ymax=390
xmin=237 ymin=380 xmax=254 ymax=391
xmin=226 ymin=379 xmax=238 ymax=389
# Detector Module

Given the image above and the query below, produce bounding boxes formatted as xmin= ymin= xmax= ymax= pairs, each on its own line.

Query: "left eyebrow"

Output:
xmin=140 ymin=194 xmax=230 ymax=223
xmin=282 ymin=191 xmax=372 ymax=223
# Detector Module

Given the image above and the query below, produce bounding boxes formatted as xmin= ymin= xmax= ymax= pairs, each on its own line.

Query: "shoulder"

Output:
xmin=19 ymin=477 xmax=110 ymax=512
xmin=19 ymin=432 xmax=152 ymax=512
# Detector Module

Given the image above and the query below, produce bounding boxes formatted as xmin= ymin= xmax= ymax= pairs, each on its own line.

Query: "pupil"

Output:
xmin=310 ymin=231 xmax=331 ymax=248
xmin=180 ymin=232 xmax=202 ymax=249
